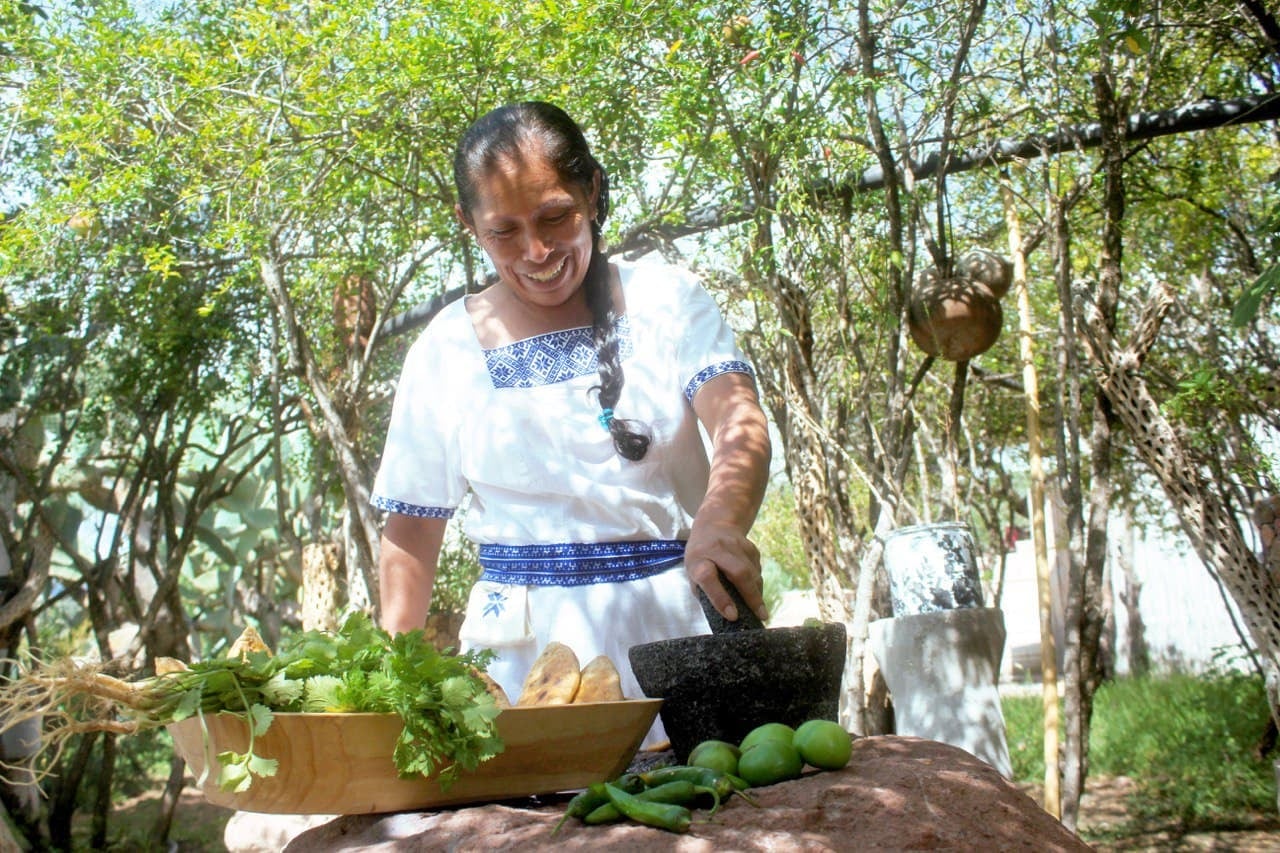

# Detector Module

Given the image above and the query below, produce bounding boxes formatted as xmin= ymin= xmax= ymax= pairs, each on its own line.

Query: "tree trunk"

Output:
xmin=1079 ymin=277 xmax=1280 ymax=764
xmin=1116 ymin=509 xmax=1150 ymax=677
xmin=1061 ymin=69 xmax=1129 ymax=832
xmin=150 ymin=755 xmax=188 ymax=849
xmin=91 ymin=733 xmax=116 ymax=849
xmin=1063 ymin=395 xmax=1113 ymax=829
xmin=1002 ymin=176 xmax=1061 ymax=818
xmin=47 ymin=733 xmax=98 ymax=851
xmin=259 ymin=251 xmax=380 ymax=612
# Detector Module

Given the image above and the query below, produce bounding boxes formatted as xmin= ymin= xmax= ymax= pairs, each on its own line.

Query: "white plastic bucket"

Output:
xmin=880 ymin=522 xmax=984 ymax=617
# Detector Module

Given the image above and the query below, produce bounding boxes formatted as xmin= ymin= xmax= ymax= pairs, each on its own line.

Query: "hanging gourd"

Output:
xmin=907 ymin=248 xmax=1012 ymax=361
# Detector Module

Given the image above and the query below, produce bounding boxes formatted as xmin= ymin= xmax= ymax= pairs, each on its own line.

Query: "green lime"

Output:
xmin=689 ymin=739 xmax=740 ymax=761
xmin=688 ymin=740 xmax=740 ymax=776
xmin=793 ymin=719 xmax=852 ymax=770
xmin=737 ymin=739 xmax=804 ymax=787
xmin=738 ymin=722 xmax=796 ymax=753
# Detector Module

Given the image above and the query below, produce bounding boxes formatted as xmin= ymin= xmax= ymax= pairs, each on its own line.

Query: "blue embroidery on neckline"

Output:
xmin=484 ymin=316 xmax=633 ymax=389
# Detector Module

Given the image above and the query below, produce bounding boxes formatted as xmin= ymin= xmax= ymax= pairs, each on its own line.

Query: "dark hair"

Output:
xmin=453 ymin=102 xmax=650 ymax=461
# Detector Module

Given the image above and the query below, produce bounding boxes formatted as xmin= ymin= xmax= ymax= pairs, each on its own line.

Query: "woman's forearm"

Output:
xmin=697 ymin=373 xmax=772 ymax=534
xmin=687 ymin=371 xmax=772 ymax=621
xmin=379 ymin=513 xmax=448 ymax=634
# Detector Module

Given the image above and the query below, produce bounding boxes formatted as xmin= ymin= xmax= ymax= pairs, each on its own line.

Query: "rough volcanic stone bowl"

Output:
xmin=628 ymin=621 xmax=847 ymax=762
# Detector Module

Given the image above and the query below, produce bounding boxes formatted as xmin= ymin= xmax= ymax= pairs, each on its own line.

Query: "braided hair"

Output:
xmin=453 ymin=102 xmax=650 ymax=461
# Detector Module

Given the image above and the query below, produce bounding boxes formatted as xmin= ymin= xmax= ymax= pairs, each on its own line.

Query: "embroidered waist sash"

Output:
xmin=477 ymin=540 xmax=687 ymax=586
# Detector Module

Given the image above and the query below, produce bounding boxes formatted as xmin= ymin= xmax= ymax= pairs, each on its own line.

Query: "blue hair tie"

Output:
xmin=598 ymin=408 xmax=615 ymax=430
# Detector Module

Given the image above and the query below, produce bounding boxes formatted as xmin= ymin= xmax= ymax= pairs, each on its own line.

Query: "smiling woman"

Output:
xmin=371 ymin=102 xmax=772 ymax=749
xmin=458 ymin=153 xmax=598 ymax=318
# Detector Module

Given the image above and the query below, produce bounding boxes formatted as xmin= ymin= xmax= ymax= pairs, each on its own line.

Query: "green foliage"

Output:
xmin=1089 ymin=673 xmax=1275 ymax=826
xmin=752 ymin=480 xmax=811 ymax=613
xmin=1234 ymin=262 xmax=1280 ymax=327
xmin=1004 ymin=689 xmax=1052 ymax=783
xmin=1005 ymin=672 xmax=1277 ymax=831
xmin=1233 ymin=196 xmax=1280 ymax=326
xmin=61 ymin=613 xmax=506 ymax=793
xmin=432 ymin=532 xmax=482 ymax=617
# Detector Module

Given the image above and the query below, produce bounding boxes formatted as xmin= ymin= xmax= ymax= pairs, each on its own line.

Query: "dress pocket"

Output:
xmin=457 ymin=581 xmax=532 ymax=648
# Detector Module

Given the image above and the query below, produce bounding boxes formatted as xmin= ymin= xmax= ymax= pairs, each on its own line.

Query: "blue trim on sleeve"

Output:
xmin=371 ymin=494 xmax=456 ymax=519
xmin=684 ymin=360 xmax=756 ymax=402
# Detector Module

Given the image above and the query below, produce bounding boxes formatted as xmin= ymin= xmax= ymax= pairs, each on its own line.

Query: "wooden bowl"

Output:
xmin=168 ymin=700 xmax=661 ymax=814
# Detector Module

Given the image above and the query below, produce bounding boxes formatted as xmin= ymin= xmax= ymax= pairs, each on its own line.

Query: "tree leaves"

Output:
xmin=1232 ymin=263 xmax=1279 ymax=328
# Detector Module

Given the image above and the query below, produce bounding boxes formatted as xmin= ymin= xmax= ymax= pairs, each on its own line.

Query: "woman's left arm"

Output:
xmin=686 ymin=370 xmax=773 ymax=623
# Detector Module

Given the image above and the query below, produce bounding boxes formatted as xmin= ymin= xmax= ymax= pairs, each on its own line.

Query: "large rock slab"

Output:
xmin=285 ymin=736 xmax=1091 ymax=852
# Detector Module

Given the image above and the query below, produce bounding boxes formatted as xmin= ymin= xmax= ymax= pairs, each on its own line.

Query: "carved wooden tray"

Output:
xmin=168 ymin=700 xmax=661 ymax=814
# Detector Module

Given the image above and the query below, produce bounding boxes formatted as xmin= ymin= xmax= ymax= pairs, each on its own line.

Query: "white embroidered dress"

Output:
xmin=371 ymin=259 xmax=754 ymax=739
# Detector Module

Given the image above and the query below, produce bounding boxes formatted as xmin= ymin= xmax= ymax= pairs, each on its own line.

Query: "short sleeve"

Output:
xmin=669 ymin=269 xmax=755 ymax=403
xmin=370 ymin=306 xmax=471 ymax=518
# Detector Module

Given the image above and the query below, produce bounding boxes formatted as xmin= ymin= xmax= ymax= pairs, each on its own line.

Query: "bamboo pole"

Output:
xmin=1001 ymin=175 xmax=1061 ymax=819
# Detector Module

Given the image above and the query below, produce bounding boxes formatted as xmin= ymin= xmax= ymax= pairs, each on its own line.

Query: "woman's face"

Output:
xmin=459 ymin=144 xmax=598 ymax=312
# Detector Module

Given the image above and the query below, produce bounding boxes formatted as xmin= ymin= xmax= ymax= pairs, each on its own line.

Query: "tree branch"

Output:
xmin=620 ymin=93 xmax=1280 ymax=256
xmin=383 ymin=92 xmax=1280 ymax=340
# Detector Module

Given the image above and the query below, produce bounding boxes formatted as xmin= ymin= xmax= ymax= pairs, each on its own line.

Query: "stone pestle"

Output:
xmin=696 ymin=570 xmax=765 ymax=633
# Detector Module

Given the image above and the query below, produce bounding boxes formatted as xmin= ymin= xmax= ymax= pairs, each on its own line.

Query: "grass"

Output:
xmin=1005 ymin=671 xmax=1278 ymax=834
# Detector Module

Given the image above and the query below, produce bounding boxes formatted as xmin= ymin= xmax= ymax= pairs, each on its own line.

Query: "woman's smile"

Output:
xmin=524 ymin=256 xmax=567 ymax=283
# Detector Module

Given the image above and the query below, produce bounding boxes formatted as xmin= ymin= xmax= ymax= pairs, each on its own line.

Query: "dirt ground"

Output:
xmin=1019 ymin=776 xmax=1280 ymax=852
xmin=83 ymin=776 xmax=1280 ymax=851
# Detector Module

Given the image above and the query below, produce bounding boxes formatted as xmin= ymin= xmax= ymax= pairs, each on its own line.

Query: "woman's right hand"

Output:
xmin=684 ymin=517 xmax=766 ymax=624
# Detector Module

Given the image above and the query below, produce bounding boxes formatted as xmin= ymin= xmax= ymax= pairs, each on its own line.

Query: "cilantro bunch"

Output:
xmin=160 ymin=613 xmax=504 ymax=793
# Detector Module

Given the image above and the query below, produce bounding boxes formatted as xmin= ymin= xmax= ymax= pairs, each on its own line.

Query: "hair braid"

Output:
xmin=583 ymin=240 xmax=651 ymax=461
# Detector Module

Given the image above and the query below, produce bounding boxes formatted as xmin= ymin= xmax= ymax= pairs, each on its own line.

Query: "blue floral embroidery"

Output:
xmin=485 ymin=317 xmax=633 ymax=388
xmin=482 ymin=589 xmax=507 ymax=619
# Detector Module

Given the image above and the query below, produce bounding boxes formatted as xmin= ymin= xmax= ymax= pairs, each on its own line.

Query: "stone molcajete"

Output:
xmin=628 ymin=572 xmax=846 ymax=762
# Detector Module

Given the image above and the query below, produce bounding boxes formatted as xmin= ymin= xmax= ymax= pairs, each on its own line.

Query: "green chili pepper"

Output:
xmin=584 ymin=780 xmax=706 ymax=825
xmin=639 ymin=765 xmax=724 ymax=787
xmin=612 ymin=772 xmax=647 ymax=794
xmin=603 ymin=782 xmax=692 ymax=833
xmin=551 ymin=782 xmax=610 ymax=835
xmin=640 ymin=765 xmax=759 ymax=807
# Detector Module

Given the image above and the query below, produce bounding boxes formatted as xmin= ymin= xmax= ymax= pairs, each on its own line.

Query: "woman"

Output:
xmin=371 ymin=102 xmax=771 ymax=727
